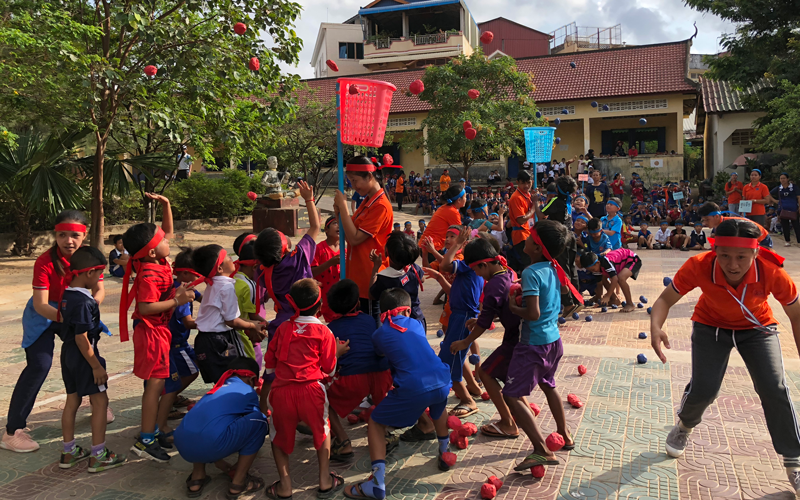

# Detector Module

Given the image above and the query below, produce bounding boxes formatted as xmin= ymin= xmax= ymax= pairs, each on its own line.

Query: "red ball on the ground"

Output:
xmin=449 ymin=430 xmax=460 ymax=444
xmin=248 ymin=57 xmax=260 ymax=71
xmin=409 ymin=79 xmax=424 ymax=95
xmin=529 ymin=402 xmax=540 ymax=416
xmin=346 ymin=413 xmax=359 ymax=424
xmin=233 ymin=22 xmax=247 ymax=35
xmin=442 ymin=451 xmax=457 ymax=467
xmin=487 ymin=475 xmax=503 ymax=490
xmin=578 ymin=364 xmax=587 ymax=376
xmin=326 ymin=59 xmax=339 ymax=72
xmin=460 ymin=422 xmax=477 ymax=437
xmin=567 ymin=393 xmax=584 ymax=408
xmin=546 ymin=432 xmax=565 ymax=452
xmin=480 ymin=392 xmax=490 ymax=401
xmin=468 ymin=89 xmax=480 ymax=100
xmin=144 ymin=65 xmax=157 ymax=77
xmin=480 ymin=31 xmax=494 ymax=44
xmin=450 ymin=431 xmax=468 ymax=449
xmin=531 ymin=465 xmax=545 ymax=478
xmin=359 ymin=407 xmax=373 ymax=422
xmin=246 ymin=191 xmax=258 ymax=201
xmin=480 ymin=483 xmax=496 ymax=499
xmin=447 ymin=415 xmax=463 ymax=431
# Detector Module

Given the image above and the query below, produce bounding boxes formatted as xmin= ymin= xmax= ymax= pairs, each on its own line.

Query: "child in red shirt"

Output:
xmin=120 ymin=193 xmax=195 ymax=462
xmin=265 ymin=279 xmax=349 ymax=499
xmin=311 ymin=217 xmax=340 ymax=322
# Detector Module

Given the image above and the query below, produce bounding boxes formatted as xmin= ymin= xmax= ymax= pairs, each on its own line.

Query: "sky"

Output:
xmin=277 ymin=0 xmax=736 ymax=80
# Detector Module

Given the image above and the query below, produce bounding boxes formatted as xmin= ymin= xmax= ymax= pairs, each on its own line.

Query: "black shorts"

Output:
xmin=61 ymin=339 xmax=107 ymax=397
xmin=629 ymin=256 xmax=643 ymax=280
xmin=194 ymin=330 xmax=245 ymax=384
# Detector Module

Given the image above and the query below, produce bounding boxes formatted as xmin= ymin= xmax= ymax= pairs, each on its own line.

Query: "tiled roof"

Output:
xmin=300 ymin=40 xmax=698 ymax=113
xmin=700 ymin=76 xmax=770 ymax=114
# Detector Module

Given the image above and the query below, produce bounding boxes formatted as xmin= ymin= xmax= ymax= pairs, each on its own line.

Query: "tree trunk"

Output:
xmin=12 ymin=206 xmax=32 ymax=256
xmin=90 ymin=137 xmax=106 ymax=252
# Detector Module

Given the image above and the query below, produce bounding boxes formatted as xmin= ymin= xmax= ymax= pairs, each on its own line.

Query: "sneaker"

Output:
xmin=665 ymin=424 xmax=691 ymax=457
xmin=130 ymin=437 xmax=170 ymax=462
xmin=0 ymin=429 xmax=40 ymax=453
xmin=106 ymin=407 xmax=115 ymax=424
xmin=59 ymin=445 xmax=90 ymax=469
xmin=786 ymin=242 xmax=793 ymax=247
xmin=788 ymin=469 xmax=800 ymax=498
xmin=88 ymin=448 xmax=126 ymax=473
xmin=156 ymin=432 xmax=173 ymax=450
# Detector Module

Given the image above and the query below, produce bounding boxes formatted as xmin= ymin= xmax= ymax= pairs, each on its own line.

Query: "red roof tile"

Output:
xmin=301 ymin=40 xmax=698 ymax=113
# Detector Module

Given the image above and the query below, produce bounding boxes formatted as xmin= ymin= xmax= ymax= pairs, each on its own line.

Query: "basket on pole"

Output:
xmin=523 ymin=127 xmax=557 ymax=164
xmin=338 ymin=78 xmax=397 ymax=147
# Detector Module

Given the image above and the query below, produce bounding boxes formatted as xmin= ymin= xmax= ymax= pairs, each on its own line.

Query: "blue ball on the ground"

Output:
xmin=637 ymin=303 xmax=644 ymax=309
xmin=585 ymin=315 xmax=593 ymax=322
xmin=611 ymin=304 xmax=618 ymax=309
xmin=639 ymin=296 xmax=648 ymax=304
xmin=647 ymin=307 xmax=652 ymax=315
xmin=637 ymin=353 xmax=648 ymax=364
xmin=558 ymin=316 xmax=567 ymax=324
xmin=437 ymin=329 xmax=444 ymax=338
xmin=469 ymin=354 xmax=480 ymax=365
xmin=572 ymin=312 xmax=580 ymax=320
xmin=601 ymin=307 xmax=608 ymax=313
xmin=639 ymin=332 xmax=647 ymax=339
xmin=621 ymin=301 xmax=627 ymax=307
xmin=663 ymin=277 xmax=672 ymax=287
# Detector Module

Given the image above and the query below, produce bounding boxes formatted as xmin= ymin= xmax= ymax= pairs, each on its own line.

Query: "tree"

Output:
xmin=0 ymin=129 xmax=90 ymax=255
xmin=0 ymin=0 xmax=303 ymax=248
xmin=401 ymin=51 xmax=543 ymax=180
xmin=685 ymin=0 xmax=800 ymax=169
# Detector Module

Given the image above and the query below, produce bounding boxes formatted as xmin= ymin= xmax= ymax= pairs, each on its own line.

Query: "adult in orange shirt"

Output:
xmin=419 ymin=185 xmax=466 ymax=267
xmin=506 ymin=170 xmax=536 ymax=273
xmin=698 ymin=201 xmax=772 ymax=248
xmin=741 ymin=168 xmax=770 ymax=228
xmin=439 ymin=169 xmax=451 ymax=193
xmin=649 ymin=219 xmax=800 ymax=492
xmin=395 ymin=172 xmax=405 ymax=211
xmin=333 ymin=157 xmax=393 ymax=320
xmin=724 ymin=172 xmax=743 ymax=214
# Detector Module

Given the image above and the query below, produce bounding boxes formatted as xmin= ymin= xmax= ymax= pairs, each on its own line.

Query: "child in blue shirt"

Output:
xmin=369 ymin=232 xmax=426 ymax=329
xmin=587 ymin=218 xmax=611 ymax=255
xmin=601 ymin=197 xmax=623 ymax=250
xmin=507 ymin=220 xmax=575 ymax=470
xmin=638 ymin=222 xmax=654 ymax=249
xmin=687 ymin=221 xmax=707 ymax=250
xmin=108 ymin=235 xmax=128 ymax=278
xmin=344 ymin=289 xmax=453 ymax=499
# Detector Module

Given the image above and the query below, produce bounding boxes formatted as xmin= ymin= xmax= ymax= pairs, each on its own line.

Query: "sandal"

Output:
xmin=186 ymin=474 xmax=212 ymax=498
xmin=227 ymin=473 xmax=265 ymax=500
xmin=562 ymin=430 xmax=576 ymax=451
xmin=400 ymin=425 xmax=435 ymax=442
xmin=168 ymin=410 xmax=185 ymax=420
xmin=265 ymin=480 xmax=292 ymax=500
xmin=513 ymin=453 xmax=560 ymax=471
xmin=330 ymin=438 xmax=355 ymax=462
xmin=343 ymin=482 xmax=375 ymax=499
xmin=174 ymin=395 xmax=194 ymax=408
xmin=480 ymin=422 xmax=519 ymax=439
xmin=448 ymin=404 xmax=478 ymax=418
xmin=317 ymin=472 xmax=345 ymax=499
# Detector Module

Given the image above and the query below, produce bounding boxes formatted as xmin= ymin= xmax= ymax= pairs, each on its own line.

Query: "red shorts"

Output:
xmin=327 ymin=371 xmax=393 ymax=418
xmin=133 ymin=322 xmax=170 ymax=380
xmin=269 ymin=382 xmax=329 ymax=455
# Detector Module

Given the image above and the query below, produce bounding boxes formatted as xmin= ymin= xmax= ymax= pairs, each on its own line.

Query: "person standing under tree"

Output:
xmin=176 ymin=145 xmax=192 ymax=181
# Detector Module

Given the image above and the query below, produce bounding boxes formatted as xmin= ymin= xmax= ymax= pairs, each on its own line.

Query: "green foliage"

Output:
xmin=164 ymin=171 xmax=260 ymax=220
xmin=713 ymin=170 xmax=730 ymax=199
xmin=754 ymin=80 xmax=800 ymax=172
xmin=401 ymin=51 xmax=543 ymax=180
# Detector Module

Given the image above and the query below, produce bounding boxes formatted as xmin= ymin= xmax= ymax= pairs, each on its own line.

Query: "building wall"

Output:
xmin=588 ymin=113 xmax=681 ymax=154
xmin=593 ymin=156 xmax=683 ymax=185
xmin=312 ymin=24 xmax=365 ymax=78
xmin=477 ymin=19 xmax=550 ymax=58
xmin=549 ymin=120 xmax=583 ymax=159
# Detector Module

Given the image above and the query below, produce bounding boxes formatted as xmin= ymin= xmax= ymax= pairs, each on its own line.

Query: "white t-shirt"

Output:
xmin=578 ymin=161 xmax=586 ymax=174
xmin=655 ymin=228 xmax=672 ymax=245
xmin=177 ymin=153 xmax=192 ymax=171
xmin=195 ymin=276 xmax=240 ymax=332
xmin=536 ymin=164 xmax=546 ymax=173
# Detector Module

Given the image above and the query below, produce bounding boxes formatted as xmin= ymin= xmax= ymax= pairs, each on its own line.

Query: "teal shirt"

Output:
xmin=520 ymin=262 xmax=561 ymax=346
xmin=468 ymin=219 xmax=492 ymax=231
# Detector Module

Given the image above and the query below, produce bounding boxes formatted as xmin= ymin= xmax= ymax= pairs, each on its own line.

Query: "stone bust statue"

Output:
xmin=261 ymin=156 xmax=299 ymax=199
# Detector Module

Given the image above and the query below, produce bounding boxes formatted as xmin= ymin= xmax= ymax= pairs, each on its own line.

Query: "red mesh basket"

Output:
xmin=338 ymin=78 xmax=397 ymax=147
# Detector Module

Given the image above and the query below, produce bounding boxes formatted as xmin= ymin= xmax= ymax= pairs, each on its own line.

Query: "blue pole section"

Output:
xmin=336 ymin=82 xmax=346 ymax=279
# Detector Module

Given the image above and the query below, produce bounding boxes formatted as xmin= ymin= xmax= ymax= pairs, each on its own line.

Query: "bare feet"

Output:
xmin=621 ymin=303 xmax=635 ymax=313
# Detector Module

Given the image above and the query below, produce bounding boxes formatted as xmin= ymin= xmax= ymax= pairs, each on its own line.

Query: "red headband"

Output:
xmin=446 ymin=227 xmax=460 ymax=236
xmin=64 ymin=265 xmax=105 ymax=283
xmin=329 ymin=302 xmax=361 ymax=321
xmin=380 ymin=306 xmax=411 ymax=332
xmin=325 ymin=218 xmax=337 ymax=230
xmin=206 ymin=369 xmax=256 ymax=395
xmin=237 ymin=234 xmax=257 ymax=255
xmin=713 ymin=236 xmax=759 ymax=249
xmin=119 ymin=227 xmax=166 ymax=342
xmin=529 ymin=227 xmax=584 ymax=306
xmin=55 ymin=223 xmax=87 ymax=233
xmin=346 ymin=162 xmax=377 ymax=173
xmin=190 ymin=249 xmax=228 ymax=287
xmin=173 ymin=267 xmax=202 ymax=278
xmin=468 ymin=256 xmax=508 ymax=269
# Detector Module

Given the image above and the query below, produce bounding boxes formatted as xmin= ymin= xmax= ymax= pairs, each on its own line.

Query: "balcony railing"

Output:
xmin=368 ymin=32 xmax=460 ymax=50
xmin=413 ymin=33 xmax=448 ymax=45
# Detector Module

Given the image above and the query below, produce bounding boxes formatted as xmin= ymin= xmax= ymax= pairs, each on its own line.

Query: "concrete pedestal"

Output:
xmin=252 ymin=197 xmax=309 ymax=236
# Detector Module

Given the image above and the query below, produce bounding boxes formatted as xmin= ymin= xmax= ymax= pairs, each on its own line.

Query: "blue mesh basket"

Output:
xmin=523 ymin=127 xmax=556 ymax=163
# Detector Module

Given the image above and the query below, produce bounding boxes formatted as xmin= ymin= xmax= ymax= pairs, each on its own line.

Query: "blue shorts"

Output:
xmin=437 ymin=311 xmax=473 ymax=383
xmin=165 ymin=345 xmax=199 ymax=394
xmin=61 ymin=340 xmax=107 ymax=397
xmin=371 ymin=385 xmax=451 ymax=428
xmin=174 ymin=410 xmax=268 ymax=463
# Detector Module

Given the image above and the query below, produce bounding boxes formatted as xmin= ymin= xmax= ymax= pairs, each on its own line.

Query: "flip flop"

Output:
xmin=480 ymin=422 xmax=519 ymax=439
xmin=343 ymin=482 xmax=375 ymax=499
xmin=513 ymin=453 xmax=560 ymax=471
xmin=448 ymin=404 xmax=479 ymax=418
xmin=562 ymin=430 xmax=576 ymax=451
xmin=265 ymin=480 xmax=292 ymax=500
xmin=186 ymin=474 xmax=212 ymax=498
xmin=317 ymin=472 xmax=345 ymax=499
xmin=227 ymin=474 xmax=265 ymax=500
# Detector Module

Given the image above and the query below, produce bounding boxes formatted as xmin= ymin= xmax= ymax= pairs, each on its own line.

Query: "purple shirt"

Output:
xmin=261 ymin=234 xmax=315 ymax=339
xmin=475 ymin=270 xmax=520 ymax=344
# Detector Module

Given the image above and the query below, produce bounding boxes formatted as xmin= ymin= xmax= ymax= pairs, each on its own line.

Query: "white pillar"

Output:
xmin=402 ymin=12 xmax=409 ymax=38
xmin=583 ymin=118 xmax=591 ymax=155
xmin=423 ymin=126 xmax=430 ymax=167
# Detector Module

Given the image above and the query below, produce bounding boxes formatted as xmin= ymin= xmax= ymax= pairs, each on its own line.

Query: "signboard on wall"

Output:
xmin=650 ymin=159 xmax=663 ymax=168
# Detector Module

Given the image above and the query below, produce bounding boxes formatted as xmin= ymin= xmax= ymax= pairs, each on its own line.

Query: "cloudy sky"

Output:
xmin=279 ymin=0 xmax=736 ymax=80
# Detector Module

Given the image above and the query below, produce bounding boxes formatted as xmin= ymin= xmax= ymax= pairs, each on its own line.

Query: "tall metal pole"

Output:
xmin=336 ymin=82 xmax=346 ymax=279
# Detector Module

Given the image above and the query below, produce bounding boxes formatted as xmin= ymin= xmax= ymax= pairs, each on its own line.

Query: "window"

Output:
xmin=689 ymin=72 xmax=702 ymax=80
xmin=731 ymin=129 xmax=755 ymax=146
xmin=539 ymin=105 xmax=576 ymax=116
xmin=598 ymin=99 xmax=668 ymax=113
xmin=387 ymin=117 xmax=417 ymax=129
xmin=338 ymin=42 xmax=364 ymax=60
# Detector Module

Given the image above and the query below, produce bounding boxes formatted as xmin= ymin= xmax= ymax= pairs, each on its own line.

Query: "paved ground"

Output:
xmin=1 ymin=204 xmax=800 ymax=499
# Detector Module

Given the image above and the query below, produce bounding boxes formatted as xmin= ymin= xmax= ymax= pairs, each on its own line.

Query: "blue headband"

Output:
xmin=585 ymin=256 xmax=598 ymax=267
xmin=447 ymin=189 xmax=466 ymax=204
xmin=607 ymin=200 xmax=620 ymax=209
xmin=490 ymin=212 xmax=498 ymax=217
xmin=707 ymin=211 xmax=722 ymax=216
xmin=752 ymin=169 xmax=762 ymax=175
xmin=576 ymin=215 xmax=589 ymax=223
xmin=589 ymin=229 xmax=602 ymax=234
xmin=474 ymin=204 xmax=487 ymax=213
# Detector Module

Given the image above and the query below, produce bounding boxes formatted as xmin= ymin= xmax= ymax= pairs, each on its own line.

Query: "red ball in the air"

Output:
xmin=487 ymin=476 xmax=503 ymax=491
xmin=246 ymin=191 xmax=258 ymax=201
xmin=326 ymin=59 xmax=339 ymax=72
xmin=349 ymin=84 xmax=359 ymax=95
xmin=480 ymin=483 xmax=497 ymax=499
xmin=465 ymin=128 xmax=477 ymax=140
xmin=468 ymin=89 xmax=480 ymax=100
xmin=529 ymin=402 xmax=541 ymax=416
xmin=382 ymin=153 xmax=394 ymax=166
xmin=442 ymin=451 xmax=457 ymax=467
xmin=144 ymin=65 xmax=157 ymax=77
xmin=248 ymin=57 xmax=260 ymax=71
xmin=233 ymin=22 xmax=247 ymax=35
xmin=531 ymin=465 xmax=545 ymax=478
xmin=409 ymin=79 xmax=424 ymax=95
xmin=463 ymin=120 xmax=472 ymax=131
xmin=546 ymin=432 xmax=565 ymax=452
xmin=480 ymin=31 xmax=494 ymax=44
xmin=578 ymin=364 xmax=587 ymax=376
xmin=346 ymin=413 xmax=359 ymax=424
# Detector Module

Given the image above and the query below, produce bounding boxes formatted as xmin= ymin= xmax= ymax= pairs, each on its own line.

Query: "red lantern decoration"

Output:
xmin=144 ymin=65 xmax=158 ymax=77
xmin=468 ymin=89 xmax=480 ymax=100
xmin=465 ymin=128 xmax=477 ymax=140
xmin=382 ymin=154 xmax=394 ymax=166
xmin=480 ymin=31 xmax=494 ymax=44
xmin=248 ymin=57 xmax=260 ymax=71
xmin=233 ymin=22 xmax=247 ymax=35
xmin=326 ymin=59 xmax=339 ymax=72
xmin=463 ymin=120 xmax=472 ymax=130
xmin=409 ymin=79 xmax=424 ymax=95
xmin=246 ymin=191 xmax=258 ymax=201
